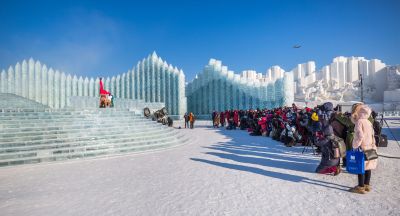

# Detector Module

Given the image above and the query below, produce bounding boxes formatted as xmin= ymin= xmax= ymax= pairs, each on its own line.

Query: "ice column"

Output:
xmin=125 ymin=71 xmax=130 ymax=99
xmin=35 ymin=61 xmax=41 ymax=102
xmin=130 ymin=68 xmax=137 ymax=99
xmin=47 ymin=69 xmax=54 ymax=108
xmin=72 ymin=76 xmax=78 ymax=96
xmin=66 ymin=75 xmax=72 ymax=106
xmin=120 ymin=74 xmax=125 ymax=98
xmin=41 ymin=65 xmax=48 ymax=105
xmin=28 ymin=58 xmax=35 ymax=100
xmin=89 ymin=78 xmax=94 ymax=97
xmin=15 ymin=63 xmax=21 ymax=96
xmin=7 ymin=67 xmax=14 ymax=94
xmin=141 ymin=61 xmax=145 ymax=100
xmin=21 ymin=60 xmax=28 ymax=98
xmin=110 ymin=76 xmax=115 ymax=97
xmin=78 ymin=77 xmax=83 ymax=96
xmin=116 ymin=75 xmax=120 ymax=98
xmin=155 ymin=59 xmax=161 ymax=102
xmin=60 ymin=73 xmax=66 ymax=108
xmin=54 ymin=70 xmax=60 ymax=108
xmin=282 ymin=72 xmax=294 ymax=107
xmin=0 ymin=70 xmax=6 ymax=93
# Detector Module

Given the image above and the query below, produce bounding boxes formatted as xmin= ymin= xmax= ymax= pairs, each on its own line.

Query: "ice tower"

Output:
xmin=186 ymin=59 xmax=295 ymax=115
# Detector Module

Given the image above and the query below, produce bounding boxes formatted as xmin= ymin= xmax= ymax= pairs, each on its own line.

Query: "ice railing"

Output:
xmin=378 ymin=111 xmax=400 ymax=119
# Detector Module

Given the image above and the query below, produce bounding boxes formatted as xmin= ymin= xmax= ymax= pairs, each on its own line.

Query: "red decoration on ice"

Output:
xmin=99 ymin=78 xmax=110 ymax=95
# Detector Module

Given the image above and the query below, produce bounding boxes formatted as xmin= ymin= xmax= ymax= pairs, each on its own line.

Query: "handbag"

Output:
xmin=364 ymin=149 xmax=378 ymax=161
xmin=346 ymin=149 xmax=365 ymax=174
xmin=364 ymin=134 xmax=379 ymax=161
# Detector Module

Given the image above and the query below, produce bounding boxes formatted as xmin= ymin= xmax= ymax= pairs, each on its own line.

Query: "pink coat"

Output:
xmin=352 ymin=105 xmax=377 ymax=170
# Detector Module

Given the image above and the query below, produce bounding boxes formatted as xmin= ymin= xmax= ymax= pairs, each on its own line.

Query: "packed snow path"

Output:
xmin=1 ymin=121 xmax=399 ymax=216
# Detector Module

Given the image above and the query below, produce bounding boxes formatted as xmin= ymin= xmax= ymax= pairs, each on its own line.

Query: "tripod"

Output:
xmin=302 ymin=133 xmax=317 ymax=155
xmin=380 ymin=114 xmax=400 ymax=148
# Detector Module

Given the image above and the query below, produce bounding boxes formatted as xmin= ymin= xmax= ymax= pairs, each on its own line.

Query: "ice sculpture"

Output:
xmin=186 ymin=59 xmax=295 ymax=114
xmin=0 ymin=52 xmax=187 ymax=115
xmin=293 ymin=56 xmax=393 ymax=103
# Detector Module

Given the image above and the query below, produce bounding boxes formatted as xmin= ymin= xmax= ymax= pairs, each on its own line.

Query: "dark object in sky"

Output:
xmin=293 ymin=45 xmax=301 ymax=48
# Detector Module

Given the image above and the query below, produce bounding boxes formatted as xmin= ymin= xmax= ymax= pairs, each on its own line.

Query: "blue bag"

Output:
xmin=346 ymin=149 xmax=365 ymax=174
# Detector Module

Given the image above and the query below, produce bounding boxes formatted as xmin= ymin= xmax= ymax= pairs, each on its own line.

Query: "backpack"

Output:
xmin=330 ymin=135 xmax=346 ymax=158
xmin=330 ymin=113 xmax=354 ymax=151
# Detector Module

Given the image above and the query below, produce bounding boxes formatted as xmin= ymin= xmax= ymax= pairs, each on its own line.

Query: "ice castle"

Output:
xmin=0 ymin=52 xmax=187 ymax=116
xmin=0 ymin=52 xmax=189 ymax=166
xmin=186 ymin=59 xmax=295 ymax=116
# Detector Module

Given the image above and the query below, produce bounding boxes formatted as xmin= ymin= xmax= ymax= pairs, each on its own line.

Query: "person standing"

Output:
xmin=233 ymin=110 xmax=239 ymax=127
xmin=184 ymin=113 xmax=189 ymax=128
xmin=220 ymin=111 xmax=225 ymax=127
xmin=214 ymin=112 xmax=220 ymax=128
xmin=189 ymin=112 xmax=195 ymax=129
xmin=349 ymin=105 xmax=378 ymax=194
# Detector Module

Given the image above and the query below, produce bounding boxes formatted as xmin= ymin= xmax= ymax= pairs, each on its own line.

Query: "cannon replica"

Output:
xmin=143 ymin=107 xmax=173 ymax=127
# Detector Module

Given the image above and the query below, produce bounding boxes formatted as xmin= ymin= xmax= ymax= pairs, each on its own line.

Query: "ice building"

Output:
xmin=186 ymin=59 xmax=294 ymax=115
xmin=0 ymin=52 xmax=187 ymax=115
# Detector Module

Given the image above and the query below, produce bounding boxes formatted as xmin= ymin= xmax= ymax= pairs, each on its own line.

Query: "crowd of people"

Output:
xmin=210 ymin=102 xmax=381 ymax=194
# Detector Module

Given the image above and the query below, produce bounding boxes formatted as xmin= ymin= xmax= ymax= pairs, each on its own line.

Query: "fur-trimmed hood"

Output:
xmin=351 ymin=104 xmax=371 ymax=123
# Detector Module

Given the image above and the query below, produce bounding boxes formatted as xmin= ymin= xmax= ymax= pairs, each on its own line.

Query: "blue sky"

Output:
xmin=0 ymin=0 xmax=399 ymax=81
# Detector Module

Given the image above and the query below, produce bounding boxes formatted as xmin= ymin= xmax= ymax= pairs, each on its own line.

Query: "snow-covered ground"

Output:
xmin=0 ymin=120 xmax=399 ymax=216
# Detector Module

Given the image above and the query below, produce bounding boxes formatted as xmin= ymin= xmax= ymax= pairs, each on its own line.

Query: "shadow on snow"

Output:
xmin=191 ymin=127 xmax=351 ymax=191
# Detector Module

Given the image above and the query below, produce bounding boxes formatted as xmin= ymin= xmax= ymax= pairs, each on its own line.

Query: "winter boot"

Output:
xmin=364 ymin=184 xmax=371 ymax=192
xmin=349 ymin=186 xmax=366 ymax=194
xmin=334 ymin=165 xmax=341 ymax=176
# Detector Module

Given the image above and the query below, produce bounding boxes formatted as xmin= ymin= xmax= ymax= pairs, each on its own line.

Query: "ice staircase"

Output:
xmin=0 ymin=93 xmax=49 ymax=111
xmin=0 ymin=94 xmax=189 ymax=167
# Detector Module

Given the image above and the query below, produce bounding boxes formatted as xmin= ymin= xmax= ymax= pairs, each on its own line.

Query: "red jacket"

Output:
xmin=233 ymin=111 xmax=239 ymax=124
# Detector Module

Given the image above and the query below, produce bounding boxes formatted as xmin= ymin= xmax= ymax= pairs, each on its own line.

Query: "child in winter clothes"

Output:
xmin=349 ymin=105 xmax=378 ymax=194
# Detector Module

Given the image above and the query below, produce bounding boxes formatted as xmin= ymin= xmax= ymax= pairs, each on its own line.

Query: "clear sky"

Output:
xmin=0 ymin=0 xmax=399 ymax=81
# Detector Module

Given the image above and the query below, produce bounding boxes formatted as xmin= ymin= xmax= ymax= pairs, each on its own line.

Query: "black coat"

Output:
xmin=315 ymin=136 xmax=339 ymax=172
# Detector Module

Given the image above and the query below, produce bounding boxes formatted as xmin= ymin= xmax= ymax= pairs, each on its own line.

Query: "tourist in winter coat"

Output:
xmin=189 ymin=112 xmax=195 ymax=129
xmin=318 ymin=102 xmax=334 ymax=129
xmin=184 ymin=113 xmax=189 ymax=128
xmin=315 ymin=126 xmax=340 ymax=175
xmin=214 ymin=113 xmax=220 ymax=128
xmin=211 ymin=111 xmax=216 ymax=125
xmin=233 ymin=110 xmax=239 ymax=127
xmin=349 ymin=104 xmax=378 ymax=194
xmin=225 ymin=110 xmax=230 ymax=123
xmin=220 ymin=112 xmax=225 ymax=127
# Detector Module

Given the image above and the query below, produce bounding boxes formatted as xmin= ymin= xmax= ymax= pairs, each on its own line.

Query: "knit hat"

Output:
xmin=311 ymin=112 xmax=319 ymax=121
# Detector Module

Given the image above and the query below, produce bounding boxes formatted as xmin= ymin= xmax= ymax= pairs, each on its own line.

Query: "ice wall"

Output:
xmin=0 ymin=52 xmax=187 ymax=115
xmin=186 ymin=59 xmax=294 ymax=114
